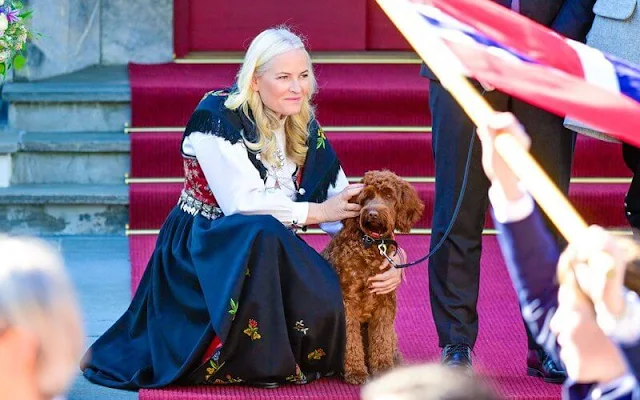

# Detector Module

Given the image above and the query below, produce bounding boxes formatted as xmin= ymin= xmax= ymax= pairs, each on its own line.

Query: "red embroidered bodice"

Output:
xmin=183 ymin=157 xmax=217 ymax=206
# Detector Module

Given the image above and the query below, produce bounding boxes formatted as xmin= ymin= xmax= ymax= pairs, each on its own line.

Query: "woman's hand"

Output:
xmin=307 ymin=184 xmax=364 ymax=225
xmin=321 ymin=184 xmax=364 ymax=222
xmin=368 ymin=248 xmax=405 ymax=295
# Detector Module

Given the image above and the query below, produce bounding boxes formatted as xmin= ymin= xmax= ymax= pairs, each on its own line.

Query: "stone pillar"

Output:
xmin=101 ymin=0 xmax=173 ymax=64
xmin=16 ymin=0 xmax=101 ymax=81
xmin=14 ymin=0 xmax=173 ymax=81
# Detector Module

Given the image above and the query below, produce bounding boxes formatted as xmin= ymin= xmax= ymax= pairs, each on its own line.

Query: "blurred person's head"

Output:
xmin=361 ymin=364 xmax=500 ymax=400
xmin=225 ymin=26 xmax=317 ymax=168
xmin=0 ymin=236 xmax=84 ymax=400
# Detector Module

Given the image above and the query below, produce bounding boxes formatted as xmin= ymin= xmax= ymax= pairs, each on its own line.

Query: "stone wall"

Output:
xmin=16 ymin=0 xmax=173 ymax=81
xmin=101 ymin=0 xmax=173 ymax=64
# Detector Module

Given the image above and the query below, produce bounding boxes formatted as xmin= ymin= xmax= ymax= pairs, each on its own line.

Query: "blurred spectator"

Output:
xmin=480 ymin=112 xmax=639 ymax=399
xmin=361 ymin=363 xmax=500 ymax=400
xmin=0 ymin=236 xmax=84 ymax=400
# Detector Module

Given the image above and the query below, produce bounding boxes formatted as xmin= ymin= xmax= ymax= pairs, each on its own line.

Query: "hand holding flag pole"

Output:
xmin=376 ymin=0 xmax=628 ymax=291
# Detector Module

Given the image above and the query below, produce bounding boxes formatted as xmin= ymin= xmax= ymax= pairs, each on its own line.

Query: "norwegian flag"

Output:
xmin=380 ymin=0 xmax=640 ymax=147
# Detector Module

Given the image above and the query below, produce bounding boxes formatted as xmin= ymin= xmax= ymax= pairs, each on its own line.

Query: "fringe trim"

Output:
xmin=183 ymin=110 xmax=243 ymax=144
xmin=308 ymin=159 xmax=341 ymax=203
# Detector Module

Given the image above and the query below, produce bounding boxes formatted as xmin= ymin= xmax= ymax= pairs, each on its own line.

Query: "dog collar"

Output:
xmin=361 ymin=233 xmax=397 ymax=250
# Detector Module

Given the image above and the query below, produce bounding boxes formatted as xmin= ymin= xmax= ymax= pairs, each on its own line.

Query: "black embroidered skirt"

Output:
xmin=81 ymin=207 xmax=345 ymax=389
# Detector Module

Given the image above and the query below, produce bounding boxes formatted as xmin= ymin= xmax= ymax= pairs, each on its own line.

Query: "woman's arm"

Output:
xmin=188 ymin=132 xmax=310 ymax=226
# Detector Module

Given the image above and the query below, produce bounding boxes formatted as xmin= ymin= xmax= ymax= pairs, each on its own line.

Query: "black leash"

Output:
xmin=385 ymin=117 xmax=480 ymax=269
xmin=358 ymin=89 xmax=487 ymax=269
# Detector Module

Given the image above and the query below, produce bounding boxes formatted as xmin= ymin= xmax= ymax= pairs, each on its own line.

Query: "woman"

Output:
xmin=82 ymin=27 xmax=403 ymax=389
xmin=0 ymin=236 xmax=84 ymax=400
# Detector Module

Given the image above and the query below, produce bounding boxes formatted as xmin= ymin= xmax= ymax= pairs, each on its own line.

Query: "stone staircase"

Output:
xmin=0 ymin=66 xmax=130 ymax=234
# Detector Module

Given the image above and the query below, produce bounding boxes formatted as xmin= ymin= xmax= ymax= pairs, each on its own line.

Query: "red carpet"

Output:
xmin=127 ymin=58 xmax=628 ymax=400
xmin=132 ymin=235 xmax=561 ymax=400
xmin=128 ymin=181 xmax=629 ymax=232
xmin=131 ymin=131 xmax=629 ymax=179
xmin=129 ymin=127 xmax=630 ymax=232
xmin=128 ymin=63 xmax=430 ymax=127
xmin=174 ymin=0 xmax=411 ymax=56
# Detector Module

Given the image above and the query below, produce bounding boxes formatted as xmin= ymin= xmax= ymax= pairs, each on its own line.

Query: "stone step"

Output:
xmin=2 ymin=66 xmax=131 ymax=132
xmin=0 ymin=184 xmax=128 ymax=235
xmin=11 ymin=132 xmax=130 ymax=184
xmin=19 ymin=131 xmax=130 ymax=152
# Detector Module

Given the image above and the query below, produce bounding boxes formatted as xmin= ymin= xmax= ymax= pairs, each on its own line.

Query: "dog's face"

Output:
xmin=352 ymin=170 xmax=425 ymax=236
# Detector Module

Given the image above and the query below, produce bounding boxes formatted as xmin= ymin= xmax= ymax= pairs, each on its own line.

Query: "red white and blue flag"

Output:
xmin=380 ymin=0 xmax=640 ymax=146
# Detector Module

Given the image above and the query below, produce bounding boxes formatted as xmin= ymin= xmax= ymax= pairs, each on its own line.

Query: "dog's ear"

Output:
xmin=349 ymin=173 xmax=371 ymax=205
xmin=348 ymin=190 xmax=362 ymax=205
xmin=395 ymin=180 xmax=425 ymax=233
xmin=342 ymin=176 xmax=365 ymax=233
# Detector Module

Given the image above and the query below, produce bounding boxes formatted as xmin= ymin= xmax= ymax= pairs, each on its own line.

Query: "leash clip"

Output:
xmin=378 ymin=242 xmax=398 ymax=267
xmin=378 ymin=242 xmax=388 ymax=256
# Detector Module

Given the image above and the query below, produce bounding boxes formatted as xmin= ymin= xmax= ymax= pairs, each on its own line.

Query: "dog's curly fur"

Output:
xmin=323 ymin=170 xmax=424 ymax=385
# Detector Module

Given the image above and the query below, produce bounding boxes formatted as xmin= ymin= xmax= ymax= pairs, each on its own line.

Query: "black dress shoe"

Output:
xmin=527 ymin=349 xmax=567 ymax=384
xmin=441 ymin=344 xmax=472 ymax=372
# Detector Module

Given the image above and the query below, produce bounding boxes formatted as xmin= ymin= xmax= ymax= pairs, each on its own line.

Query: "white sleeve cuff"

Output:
xmin=596 ymin=289 xmax=640 ymax=345
xmin=488 ymin=185 xmax=535 ymax=224
xmin=319 ymin=221 xmax=344 ymax=237
xmin=291 ymin=202 xmax=309 ymax=226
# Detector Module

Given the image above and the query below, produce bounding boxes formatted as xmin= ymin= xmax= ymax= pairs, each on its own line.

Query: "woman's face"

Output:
xmin=251 ymin=48 xmax=311 ymax=119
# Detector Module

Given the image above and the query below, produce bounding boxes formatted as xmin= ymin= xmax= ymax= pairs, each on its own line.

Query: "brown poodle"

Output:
xmin=323 ymin=170 xmax=424 ymax=385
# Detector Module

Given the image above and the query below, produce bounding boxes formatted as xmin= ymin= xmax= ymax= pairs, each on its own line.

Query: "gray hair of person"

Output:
xmin=361 ymin=364 xmax=500 ymax=400
xmin=0 ymin=236 xmax=84 ymax=397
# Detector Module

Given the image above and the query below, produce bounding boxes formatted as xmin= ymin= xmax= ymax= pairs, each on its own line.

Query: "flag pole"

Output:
xmin=376 ymin=0 xmax=620 ymax=285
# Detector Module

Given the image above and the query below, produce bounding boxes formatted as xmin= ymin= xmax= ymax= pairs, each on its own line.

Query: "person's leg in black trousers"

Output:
xmin=622 ymin=143 xmax=640 ymax=231
xmin=428 ymin=81 xmax=508 ymax=368
xmin=511 ymin=98 xmax=574 ymax=383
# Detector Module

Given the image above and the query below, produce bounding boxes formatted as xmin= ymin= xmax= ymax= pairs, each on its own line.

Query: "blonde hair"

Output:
xmin=0 ymin=236 xmax=84 ymax=397
xmin=224 ymin=27 xmax=317 ymax=167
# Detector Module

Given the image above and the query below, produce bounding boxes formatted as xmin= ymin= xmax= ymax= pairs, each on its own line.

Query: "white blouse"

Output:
xmin=182 ymin=127 xmax=348 ymax=236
